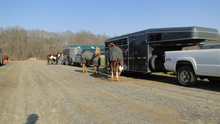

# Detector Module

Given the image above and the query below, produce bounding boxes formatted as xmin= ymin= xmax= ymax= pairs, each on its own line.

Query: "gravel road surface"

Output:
xmin=0 ymin=60 xmax=219 ymax=124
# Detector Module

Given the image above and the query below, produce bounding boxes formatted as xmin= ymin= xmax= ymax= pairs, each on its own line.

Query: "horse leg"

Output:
xmin=56 ymin=59 xmax=58 ymax=65
xmin=97 ymin=66 xmax=100 ymax=73
xmin=53 ymin=59 xmax=56 ymax=65
xmin=115 ymin=63 xmax=120 ymax=81
xmin=94 ymin=66 xmax=99 ymax=73
xmin=47 ymin=59 xmax=50 ymax=65
xmin=82 ymin=64 xmax=85 ymax=73
xmin=82 ymin=64 xmax=88 ymax=73
xmin=85 ymin=64 xmax=88 ymax=73
xmin=94 ymin=66 xmax=97 ymax=73
xmin=110 ymin=62 xmax=114 ymax=81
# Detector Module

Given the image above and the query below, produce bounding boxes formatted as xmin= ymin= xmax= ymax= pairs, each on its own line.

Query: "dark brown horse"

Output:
xmin=108 ymin=42 xmax=123 ymax=81
xmin=2 ymin=55 xmax=9 ymax=62
xmin=47 ymin=52 xmax=63 ymax=65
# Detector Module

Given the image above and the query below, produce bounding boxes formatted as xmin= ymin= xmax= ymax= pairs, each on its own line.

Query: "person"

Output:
xmin=66 ymin=55 xmax=69 ymax=65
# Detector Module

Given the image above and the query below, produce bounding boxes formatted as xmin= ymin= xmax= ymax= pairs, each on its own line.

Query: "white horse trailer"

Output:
xmin=62 ymin=47 xmax=82 ymax=65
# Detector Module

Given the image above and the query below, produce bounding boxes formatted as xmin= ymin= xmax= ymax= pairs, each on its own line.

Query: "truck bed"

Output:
xmin=164 ymin=49 xmax=220 ymax=77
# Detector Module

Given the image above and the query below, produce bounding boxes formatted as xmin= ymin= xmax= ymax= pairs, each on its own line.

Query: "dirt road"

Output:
xmin=0 ymin=60 xmax=219 ymax=124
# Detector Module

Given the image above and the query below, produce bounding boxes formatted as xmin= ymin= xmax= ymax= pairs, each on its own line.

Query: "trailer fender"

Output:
xmin=149 ymin=55 xmax=163 ymax=72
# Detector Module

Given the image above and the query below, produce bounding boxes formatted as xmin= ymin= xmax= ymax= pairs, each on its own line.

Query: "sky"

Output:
xmin=0 ymin=0 xmax=220 ymax=37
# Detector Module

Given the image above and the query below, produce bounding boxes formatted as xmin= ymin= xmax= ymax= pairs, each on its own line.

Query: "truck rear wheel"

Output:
xmin=177 ymin=66 xmax=197 ymax=86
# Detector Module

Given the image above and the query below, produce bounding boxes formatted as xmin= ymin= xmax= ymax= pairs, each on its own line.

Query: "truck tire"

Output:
xmin=149 ymin=55 xmax=163 ymax=72
xmin=177 ymin=66 xmax=197 ymax=86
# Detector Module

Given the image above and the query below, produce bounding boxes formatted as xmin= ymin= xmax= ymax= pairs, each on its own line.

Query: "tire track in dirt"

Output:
xmin=0 ymin=62 xmax=27 ymax=124
xmin=1 ymin=61 xmax=219 ymax=124
xmin=37 ymin=63 xmax=115 ymax=123
xmin=22 ymin=61 xmax=71 ymax=124
xmin=24 ymin=61 xmax=114 ymax=124
xmin=42 ymin=63 xmax=183 ymax=124
xmin=62 ymin=65 xmax=220 ymax=123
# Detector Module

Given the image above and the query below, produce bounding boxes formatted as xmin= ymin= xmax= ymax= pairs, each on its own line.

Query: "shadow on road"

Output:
xmin=25 ymin=114 xmax=38 ymax=124
xmin=73 ymin=67 xmax=109 ymax=80
xmin=121 ymin=72 xmax=220 ymax=92
xmin=90 ymin=72 xmax=109 ymax=81
xmin=0 ymin=63 xmax=7 ymax=66
xmin=74 ymin=66 xmax=220 ymax=92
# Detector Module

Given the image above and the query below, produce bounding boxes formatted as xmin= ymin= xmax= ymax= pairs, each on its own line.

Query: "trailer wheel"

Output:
xmin=149 ymin=55 xmax=163 ymax=72
xmin=177 ymin=66 xmax=197 ymax=86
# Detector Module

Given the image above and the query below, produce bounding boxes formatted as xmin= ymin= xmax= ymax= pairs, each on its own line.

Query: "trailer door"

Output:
xmin=128 ymin=36 xmax=135 ymax=70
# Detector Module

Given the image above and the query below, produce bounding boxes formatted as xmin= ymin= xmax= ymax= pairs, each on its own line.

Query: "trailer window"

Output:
xmin=149 ymin=33 xmax=162 ymax=41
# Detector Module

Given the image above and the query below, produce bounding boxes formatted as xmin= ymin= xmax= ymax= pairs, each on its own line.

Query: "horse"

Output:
xmin=47 ymin=52 xmax=63 ymax=65
xmin=108 ymin=42 xmax=123 ymax=81
xmin=81 ymin=47 xmax=101 ymax=73
xmin=2 ymin=55 xmax=9 ymax=62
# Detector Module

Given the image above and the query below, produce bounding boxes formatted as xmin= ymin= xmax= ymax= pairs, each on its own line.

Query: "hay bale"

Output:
xmin=28 ymin=57 xmax=38 ymax=60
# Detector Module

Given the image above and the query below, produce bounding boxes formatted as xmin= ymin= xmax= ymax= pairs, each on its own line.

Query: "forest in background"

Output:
xmin=0 ymin=26 xmax=219 ymax=60
xmin=0 ymin=26 xmax=110 ymax=60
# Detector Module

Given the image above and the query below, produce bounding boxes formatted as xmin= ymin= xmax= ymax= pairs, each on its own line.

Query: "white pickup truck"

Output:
xmin=164 ymin=46 xmax=220 ymax=86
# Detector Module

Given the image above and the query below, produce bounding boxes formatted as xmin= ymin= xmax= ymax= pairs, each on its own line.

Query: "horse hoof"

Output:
xmin=93 ymin=71 xmax=99 ymax=74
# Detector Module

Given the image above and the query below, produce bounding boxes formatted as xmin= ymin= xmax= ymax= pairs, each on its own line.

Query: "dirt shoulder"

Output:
xmin=0 ymin=60 xmax=219 ymax=124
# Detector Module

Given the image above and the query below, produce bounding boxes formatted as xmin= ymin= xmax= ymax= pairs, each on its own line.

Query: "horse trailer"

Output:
xmin=62 ymin=47 xmax=82 ymax=65
xmin=105 ymin=26 xmax=219 ymax=74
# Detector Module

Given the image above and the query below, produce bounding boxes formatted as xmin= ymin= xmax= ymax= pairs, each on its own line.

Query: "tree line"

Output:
xmin=0 ymin=26 xmax=110 ymax=60
xmin=0 ymin=26 xmax=219 ymax=61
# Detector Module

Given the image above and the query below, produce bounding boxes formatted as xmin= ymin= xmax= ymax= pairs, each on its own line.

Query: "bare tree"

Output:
xmin=0 ymin=26 xmax=109 ymax=60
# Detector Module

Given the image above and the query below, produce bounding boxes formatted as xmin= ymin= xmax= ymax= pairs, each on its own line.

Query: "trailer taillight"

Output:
xmin=193 ymin=43 xmax=201 ymax=45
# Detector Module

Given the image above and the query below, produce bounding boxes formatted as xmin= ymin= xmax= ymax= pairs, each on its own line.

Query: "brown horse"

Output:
xmin=2 ymin=55 xmax=9 ymax=62
xmin=81 ymin=47 xmax=101 ymax=73
xmin=47 ymin=52 xmax=63 ymax=65
xmin=108 ymin=42 xmax=123 ymax=81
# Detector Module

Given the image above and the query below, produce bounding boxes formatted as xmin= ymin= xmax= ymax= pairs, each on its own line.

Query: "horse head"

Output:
xmin=57 ymin=52 xmax=63 ymax=58
xmin=94 ymin=47 xmax=101 ymax=58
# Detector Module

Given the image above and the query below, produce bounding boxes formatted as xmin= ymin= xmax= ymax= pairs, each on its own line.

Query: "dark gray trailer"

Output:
xmin=105 ymin=26 xmax=219 ymax=73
